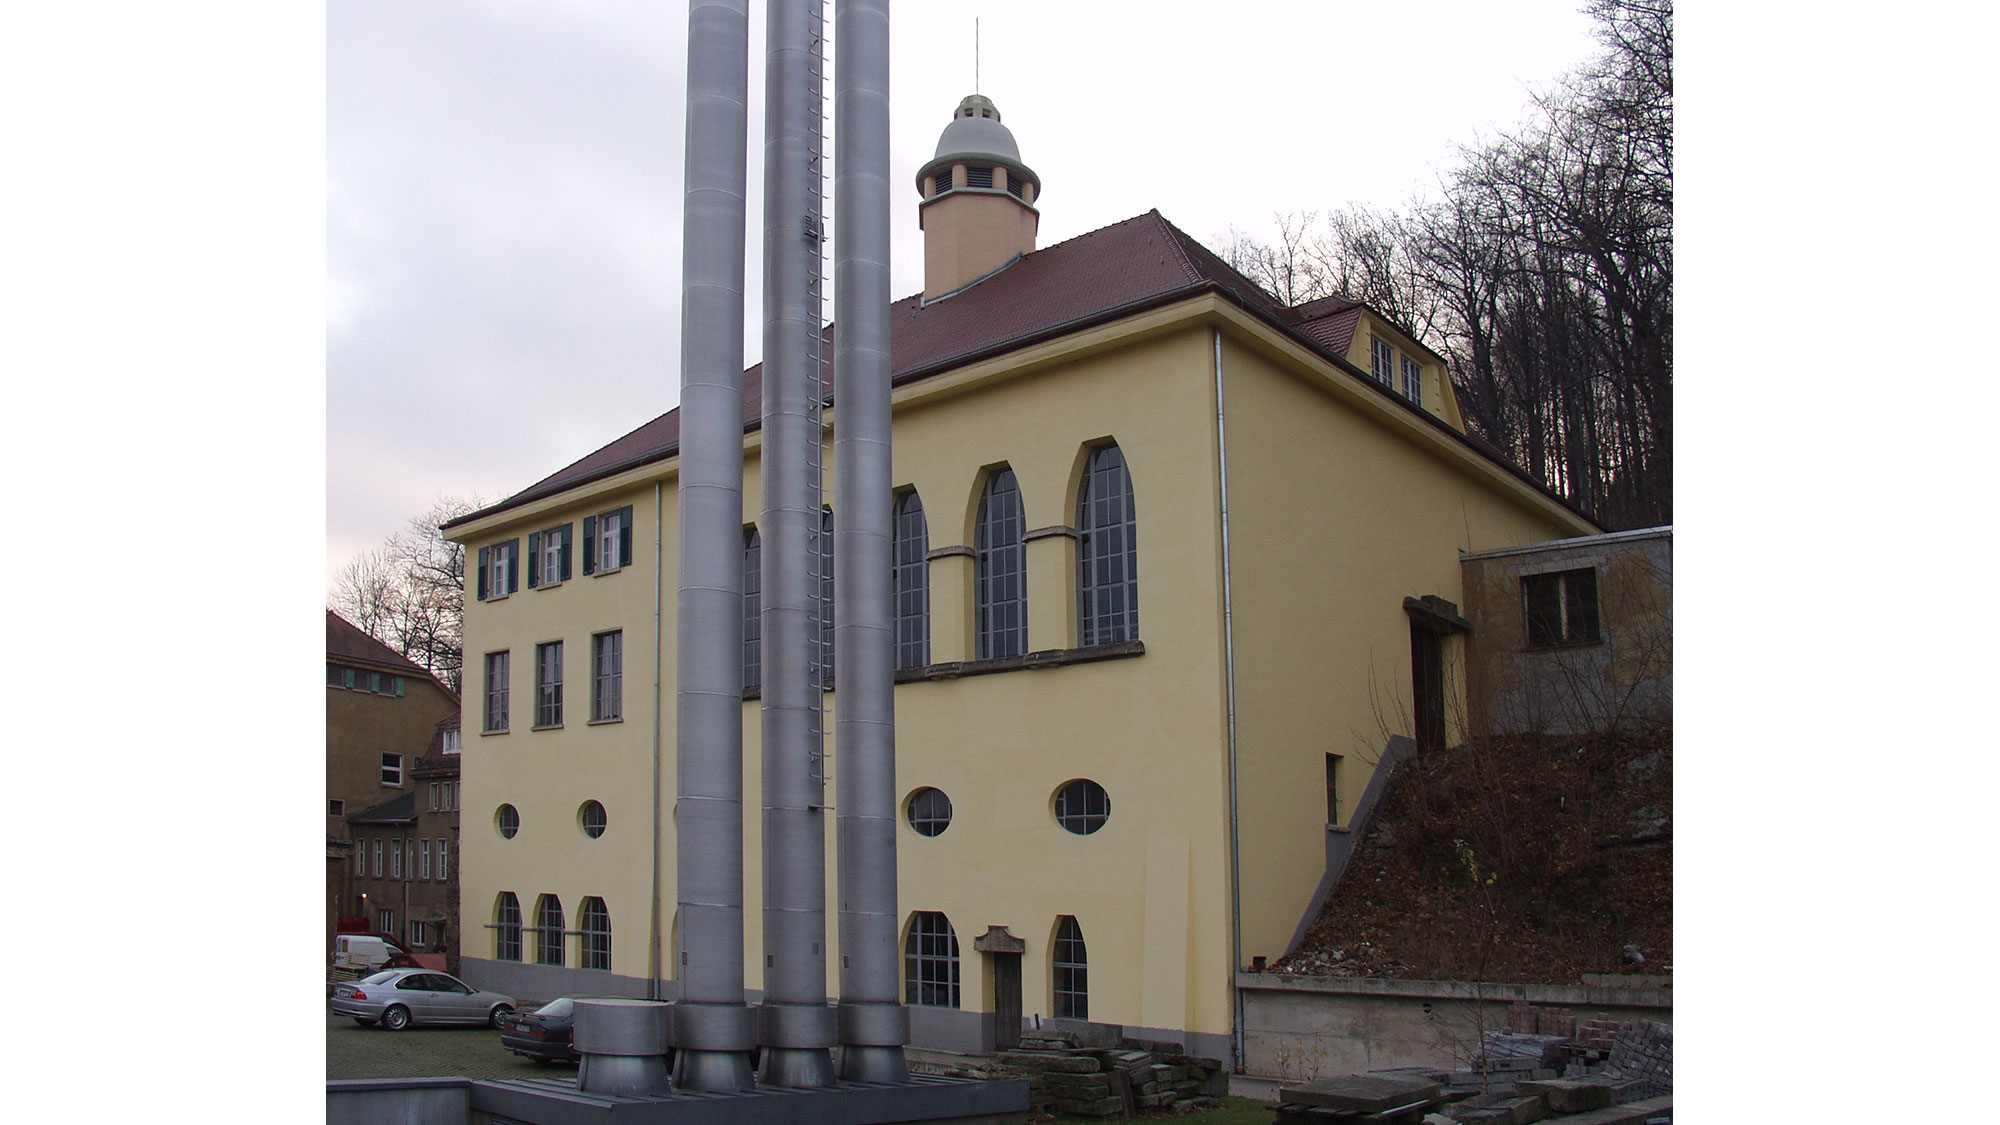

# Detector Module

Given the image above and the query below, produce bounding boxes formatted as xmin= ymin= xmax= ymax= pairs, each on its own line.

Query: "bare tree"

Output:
xmin=331 ymin=495 xmax=483 ymax=693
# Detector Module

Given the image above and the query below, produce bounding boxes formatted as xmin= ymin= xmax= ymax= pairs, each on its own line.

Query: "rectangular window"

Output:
xmin=444 ymin=782 xmax=455 ymax=811
xmin=419 ymin=840 xmax=431 ymax=881
xmin=391 ymin=841 xmax=404 ymax=880
xmin=327 ymin=663 xmax=344 ymax=687
xmin=477 ymin=538 xmax=521 ymax=601
xmin=528 ymin=523 xmax=573 ymax=588
xmin=1325 ymin=753 xmax=1342 ymax=827
xmin=367 ymin=671 xmax=384 ymax=694
xmin=353 ymin=838 xmax=364 ymax=876
xmin=372 ymin=839 xmax=384 ymax=879
xmin=410 ymin=920 xmax=428 ymax=948
xmin=441 ymin=729 xmax=461 ymax=755
xmin=381 ymin=753 xmax=403 ymax=787
xmin=379 ymin=907 xmax=395 ymax=935
xmin=484 ymin=651 xmax=510 ymax=732
xmin=583 ymin=505 xmax=635 ymax=574
xmin=1401 ymin=356 xmax=1423 ymax=405
xmin=1371 ymin=337 xmax=1394 ymax=386
xmin=592 ymin=631 xmax=623 ymax=721
xmin=1523 ymin=568 xmax=1602 ymax=648
xmin=437 ymin=839 xmax=449 ymax=881
xmin=428 ymin=783 xmax=439 ymax=811
xmin=536 ymin=641 xmax=564 ymax=727
xmin=329 ymin=799 xmax=345 ymax=817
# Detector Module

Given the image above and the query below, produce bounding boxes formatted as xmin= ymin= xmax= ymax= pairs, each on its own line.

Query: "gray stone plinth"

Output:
xmin=1282 ymin=1074 xmax=1442 ymax=1112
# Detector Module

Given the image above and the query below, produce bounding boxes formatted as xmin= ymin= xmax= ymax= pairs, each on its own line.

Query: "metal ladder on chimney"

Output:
xmin=802 ymin=0 xmax=829 ymax=807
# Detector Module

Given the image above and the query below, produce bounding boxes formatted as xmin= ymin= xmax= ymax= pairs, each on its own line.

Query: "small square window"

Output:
xmin=1523 ymin=568 xmax=1602 ymax=648
xmin=441 ymin=729 xmax=461 ymax=755
xmin=328 ymin=799 xmax=345 ymax=817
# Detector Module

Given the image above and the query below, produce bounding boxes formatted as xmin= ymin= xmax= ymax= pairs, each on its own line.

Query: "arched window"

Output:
xmin=894 ymin=491 xmax=930 ymax=670
xmin=819 ymin=506 xmax=835 ymax=684
xmin=581 ymin=897 xmax=612 ymax=971
xmin=976 ymin=468 xmax=1027 ymax=659
xmin=1077 ymin=443 xmax=1138 ymax=645
xmin=534 ymin=894 xmax=565 ymax=967
xmin=494 ymin=893 xmax=522 ymax=962
xmin=904 ymin=911 xmax=961 ymax=1009
xmin=742 ymin=527 xmax=761 ymax=694
xmin=1053 ymin=916 xmax=1088 ymax=1019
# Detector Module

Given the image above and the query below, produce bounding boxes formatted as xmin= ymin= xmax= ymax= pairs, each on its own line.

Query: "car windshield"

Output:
xmin=359 ymin=970 xmax=399 ymax=985
xmin=535 ymin=998 xmax=574 ymax=1017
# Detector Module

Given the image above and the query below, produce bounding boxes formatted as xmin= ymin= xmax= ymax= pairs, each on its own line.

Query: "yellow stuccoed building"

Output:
xmin=442 ymin=96 xmax=1597 ymax=1063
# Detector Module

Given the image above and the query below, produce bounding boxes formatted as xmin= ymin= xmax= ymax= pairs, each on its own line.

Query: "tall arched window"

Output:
xmin=976 ymin=468 xmax=1027 ymax=659
xmin=894 ymin=491 xmax=930 ymax=670
xmin=1077 ymin=443 xmax=1138 ymax=645
xmin=1053 ymin=916 xmax=1088 ymax=1019
xmin=904 ymin=911 xmax=961 ymax=1009
xmin=742 ymin=527 xmax=761 ymax=694
xmin=534 ymin=894 xmax=565 ymax=967
xmin=581 ymin=897 xmax=611 ymax=971
xmin=494 ymin=893 xmax=522 ymax=962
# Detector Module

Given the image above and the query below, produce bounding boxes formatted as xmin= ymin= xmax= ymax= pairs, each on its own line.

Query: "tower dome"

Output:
xmin=916 ymin=95 xmax=1039 ymax=202
xmin=916 ymin=95 xmax=1042 ymax=300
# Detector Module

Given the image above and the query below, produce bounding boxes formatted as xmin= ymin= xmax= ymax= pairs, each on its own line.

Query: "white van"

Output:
xmin=331 ymin=933 xmax=413 ymax=974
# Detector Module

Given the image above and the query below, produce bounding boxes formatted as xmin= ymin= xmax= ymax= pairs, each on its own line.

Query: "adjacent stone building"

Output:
xmin=325 ymin=609 xmax=459 ymax=951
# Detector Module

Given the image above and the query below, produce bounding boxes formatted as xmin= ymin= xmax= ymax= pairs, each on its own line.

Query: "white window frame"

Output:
xmin=381 ymin=753 xmax=403 ymax=787
xmin=592 ymin=631 xmax=623 ymax=722
xmin=540 ymin=531 xmax=564 ymax=586
xmin=1371 ymin=337 xmax=1395 ymax=386
xmin=372 ymin=839 xmax=384 ymax=878
xmin=428 ymin=783 xmax=440 ymax=811
xmin=442 ymin=729 xmax=461 ymax=755
xmin=410 ymin=920 xmax=428 ymax=948
xmin=419 ymin=839 xmax=431 ymax=881
xmin=536 ymin=641 xmax=564 ymax=728
xmin=353 ymin=839 xmax=365 ymax=876
xmin=1401 ymin=356 xmax=1423 ymax=404
xmin=598 ymin=510 xmax=623 ymax=573
xmin=391 ymin=840 xmax=404 ymax=880
xmin=437 ymin=838 xmax=450 ymax=881
xmin=485 ymin=651 xmax=510 ymax=732
xmin=380 ymin=907 xmax=395 ymax=935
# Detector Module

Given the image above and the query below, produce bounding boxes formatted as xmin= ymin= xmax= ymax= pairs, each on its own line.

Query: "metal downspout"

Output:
xmin=673 ymin=0 xmax=755 ymax=1092
xmin=650 ymin=482 xmax=662 ymax=1000
xmin=757 ymin=0 xmax=836 ymax=1088
xmin=1214 ymin=327 xmax=1246 ymax=1072
xmin=832 ymin=0 xmax=908 ymax=1084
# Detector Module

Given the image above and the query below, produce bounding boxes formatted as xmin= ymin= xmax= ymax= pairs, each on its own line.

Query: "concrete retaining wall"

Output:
xmin=1238 ymin=974 xmax=1671 ymax=1082
xmin=327 ymin=1078 xmax=472 ymax=1125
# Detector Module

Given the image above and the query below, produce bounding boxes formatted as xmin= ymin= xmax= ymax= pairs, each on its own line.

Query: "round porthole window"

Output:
xmin=580 ymin=800 xmax=607 ymax=838
xmin=905 ymin=787 xmax=953 ymax=837
xmin=1053 ymin=780 xmax=1110 ymax=835
xmin=497 ymin=804 xmax=520 ymax=839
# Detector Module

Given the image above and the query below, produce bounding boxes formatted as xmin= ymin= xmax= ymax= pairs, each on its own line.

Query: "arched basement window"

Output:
xmin=1053 ymin=916 xmax=1088 ymax=1020
xmin=904 ymin=911 xmax=961 ymax=1009
xmin=494 ymin=893 xmax=522 ymax=962
xmin=581 ymin=897 xmax=612 ymax=971
xmin=534 ymin=894 xmax=565 ymax=967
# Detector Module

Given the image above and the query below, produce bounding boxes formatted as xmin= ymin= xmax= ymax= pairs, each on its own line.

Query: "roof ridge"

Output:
xmin=1147 ymin=209 xmax=1204 ymax=286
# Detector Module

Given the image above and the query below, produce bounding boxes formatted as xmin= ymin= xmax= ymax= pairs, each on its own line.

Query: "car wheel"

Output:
xmin=489 ymin=1004 xmax=514 ymax=1030
xmin=351 ymin=1018 xmax=377 ymax=1027
xmin=382 ymin=1005 xmax=411 ymax=1031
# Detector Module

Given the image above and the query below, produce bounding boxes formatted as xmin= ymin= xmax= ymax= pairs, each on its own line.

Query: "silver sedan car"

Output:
xmin=330 ymin=968 xmax=515 ymax=1031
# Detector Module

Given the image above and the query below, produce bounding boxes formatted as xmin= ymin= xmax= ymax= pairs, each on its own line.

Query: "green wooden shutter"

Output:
xmin=527 ymin=531 xmax=542 ymax=588
xmin=559 ymin=524 xmax=573 ymax=582
xmin=477 ymin=547 xmax=490 ymax=600
xmin=582 ymin=516 xmax=597 ymax=574
xmin=619 ymin=506 xmax=634 ymax=567
xmin=507 ymin=539 xmax=521 ymax=593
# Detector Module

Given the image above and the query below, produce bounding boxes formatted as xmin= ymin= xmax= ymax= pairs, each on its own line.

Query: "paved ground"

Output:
xmin=326 ymin=1007 xmax=577 ymax=1082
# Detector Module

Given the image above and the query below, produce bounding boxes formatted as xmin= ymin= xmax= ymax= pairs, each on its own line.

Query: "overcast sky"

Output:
xmin=326 ymin=0 xmax=1606 ymax=587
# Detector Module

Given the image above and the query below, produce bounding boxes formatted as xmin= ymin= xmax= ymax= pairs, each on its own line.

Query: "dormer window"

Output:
xmin=964 ymin=165 xmax=993 ymax=189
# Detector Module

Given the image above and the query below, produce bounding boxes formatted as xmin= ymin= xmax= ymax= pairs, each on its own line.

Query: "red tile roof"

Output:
xmin=445 ymin=210 xmax=1582 ymax=529
xmin=326 ymin=609 xmax=431 ymax=678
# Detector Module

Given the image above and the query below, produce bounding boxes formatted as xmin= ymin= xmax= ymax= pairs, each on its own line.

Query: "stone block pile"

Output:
xmin=988 ymin=1030 xmax=1226 ymax=1116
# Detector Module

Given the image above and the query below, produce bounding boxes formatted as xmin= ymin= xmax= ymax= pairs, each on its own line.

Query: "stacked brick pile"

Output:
xmin=1505 ymin=999 xmax=1577 ymax=1039
xmin=989 ymin=1033 xmax=1225 ymax=1116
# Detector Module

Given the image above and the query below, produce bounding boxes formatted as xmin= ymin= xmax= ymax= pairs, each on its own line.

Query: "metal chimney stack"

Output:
xmin=832 ymin=0 xmax=908 ymax=1083
xmin=757 ymin=0 xmax=838 ymax=1088
xmin=674 ymin=0 xmax=758 ymax=1094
